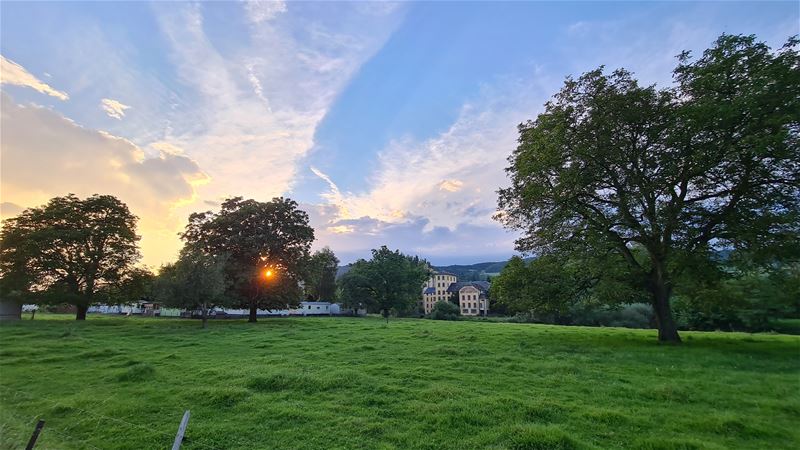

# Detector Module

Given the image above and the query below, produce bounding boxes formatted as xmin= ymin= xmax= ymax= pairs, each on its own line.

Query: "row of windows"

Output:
xmin=461 ymin=293 xmax=479 ymax=301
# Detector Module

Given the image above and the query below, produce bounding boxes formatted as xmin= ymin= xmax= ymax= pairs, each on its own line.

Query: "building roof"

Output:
xmin=446 ymin=281 xmax=490 ymax=293
xmin=434 ymin=270 xmax=458 ymax=277
xmin=423 ymin=287 xmax=436 ymax=295
xmin=300 ymin=301 xmax=331 ymax=306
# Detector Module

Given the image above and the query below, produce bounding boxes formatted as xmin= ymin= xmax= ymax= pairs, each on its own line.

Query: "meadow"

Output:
xmin=0 ymin=314 xmax=798 ymax=450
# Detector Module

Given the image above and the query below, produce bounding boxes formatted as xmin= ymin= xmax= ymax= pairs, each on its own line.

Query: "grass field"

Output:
xmin=1 ymin=315 xmax=798 ymax=450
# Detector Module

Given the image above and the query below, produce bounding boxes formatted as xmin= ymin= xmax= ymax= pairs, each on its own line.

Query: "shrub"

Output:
xmin=428 ymin=300 xmax=460 ymax=320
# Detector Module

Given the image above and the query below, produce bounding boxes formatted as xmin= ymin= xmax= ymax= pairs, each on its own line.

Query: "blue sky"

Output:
xmin=1 ymin=1 xmax=797 ymax=267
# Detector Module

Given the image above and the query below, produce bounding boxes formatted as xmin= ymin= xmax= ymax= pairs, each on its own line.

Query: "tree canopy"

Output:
xmin=304 ymin=247 xmax=339 ymax=301
xmin=180 ymin=196 xmax=315 ymax=322
xmin=0 ymin=194 xmax=141 ymax=320
xmin=154 ymin=250 xmax=226 ymax=328
xmin=338 ymin=246 xmax=430 ymax=320
xmin=497 ymin=34 xmax=799 ymax=342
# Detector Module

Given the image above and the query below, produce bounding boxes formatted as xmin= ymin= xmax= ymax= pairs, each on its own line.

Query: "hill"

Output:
xmin=433 ymin=258 xmax=534 ymax=281
xmin=337 ymin=258 xmax=533 ymax=281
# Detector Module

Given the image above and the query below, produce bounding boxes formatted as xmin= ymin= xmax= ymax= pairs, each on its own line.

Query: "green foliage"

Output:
xmin=180 ymin=196 xmax=315 ymax=320
xmin=0 ymin=194 xmax=141 ymax=319
xmin=491 ymin=254 xmax=648 ymax=321
xmin=1 ymin=316 xmax=799 ymax=449
xmin=153 ymin=249 xmax=226 ymax=327
xmin=674 ymin=265 xmax=800 ymax=332
xmin=304 ymin=247 xmax=339 ymax=301
xmin=428 ymin=300 xmax=460 ymax=320
xmin=96 ymin=266 xmax=155 ymax=305
xmin=491 ymin=255 xmax=581 ymax=318
xmin=338 ymin=246 xmax=430 ymax=319
xmin=497 ymin=34 xmax=800 ymax=342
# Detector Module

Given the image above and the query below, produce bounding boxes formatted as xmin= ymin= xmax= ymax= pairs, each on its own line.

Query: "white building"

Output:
xmin=421 ymin=271 xmax=458 ymax=314
xmin=421 ymin=271 xmax=490 ymax=316
xmin=448 ymin=281 xmax=490 ymax=316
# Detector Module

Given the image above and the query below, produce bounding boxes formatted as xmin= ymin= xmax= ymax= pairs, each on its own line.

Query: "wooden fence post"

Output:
xmin=25 ymin=419 xmax=45 ymax=450
xmin=171 ymin=410 xmax=190 ymax=450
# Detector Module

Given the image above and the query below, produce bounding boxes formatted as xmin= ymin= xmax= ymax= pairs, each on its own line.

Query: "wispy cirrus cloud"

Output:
xmin=100 ymin=98 xmax=131 ymax=119
xmin=152 ymin=2 xmax=405 ymax=204
xmin=244 ymin=0 xmax=287 ymax=24
xmin=0 ymin=55 xmax=69 ymax=100
xmin=308 ymin=78 xmax=548 ymax=262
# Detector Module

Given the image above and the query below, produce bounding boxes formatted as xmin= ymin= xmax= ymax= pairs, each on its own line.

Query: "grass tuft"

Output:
xmin=506 ymin=424 xmax=587 ymax=450
xmin=115 ymin=362 xmax=156 ymax=382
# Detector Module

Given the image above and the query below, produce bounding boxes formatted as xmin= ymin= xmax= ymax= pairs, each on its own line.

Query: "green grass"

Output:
xmin=1 ymin=314 xmax=798 ymax=449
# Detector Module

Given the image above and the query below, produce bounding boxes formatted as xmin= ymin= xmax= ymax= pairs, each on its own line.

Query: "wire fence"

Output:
xmin=0 ymin=385 xmax=248 ymax=450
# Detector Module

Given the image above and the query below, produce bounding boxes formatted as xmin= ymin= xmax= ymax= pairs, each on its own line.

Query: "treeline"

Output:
xmin=490 ymin=254 xmax=799 ymax=333
xmin=0 ymin=195 xmax=340 ymax=326
xmin=0 ymin=193 xmax=435 ymax=327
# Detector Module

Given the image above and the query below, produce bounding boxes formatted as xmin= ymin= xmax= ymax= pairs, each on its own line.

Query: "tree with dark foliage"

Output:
xmin=154 ymin=250 xmax=226 ymax=328
xmin=0 ymin=194 xmax=141 ymax=320
xmin=338 ymin=246 xmax=430 ymax=321
xmin=497 ymin=35 xmax=799 ymax=343
xmin=181 ymin=197 xmax=314 ymax=322
xmin=304 ymin=247 xmax=339 ymax=301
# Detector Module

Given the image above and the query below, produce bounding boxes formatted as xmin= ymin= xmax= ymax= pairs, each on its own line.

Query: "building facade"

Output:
xmin=421 ymin=271 xmax=458 ymax=314
xmin=421 ymin=271 xmax=490 ymax=316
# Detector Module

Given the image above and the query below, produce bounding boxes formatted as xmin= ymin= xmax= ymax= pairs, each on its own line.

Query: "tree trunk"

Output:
xmin=649 ymin=268 xmax=681 ymax=344
xmin=76 ymin=304 xmax=88 ymax=321
xmin=248 ymin=301 xmax=258 ymax=323
xmin=382 ymin=308 xmax=389 ymax=323
xmin=201 ymin=301 xmax=208 ymax=329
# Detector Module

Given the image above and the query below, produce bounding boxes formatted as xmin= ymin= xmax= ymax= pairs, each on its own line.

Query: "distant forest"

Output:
xmin=336 ymin=258 xmax=535 ymax=282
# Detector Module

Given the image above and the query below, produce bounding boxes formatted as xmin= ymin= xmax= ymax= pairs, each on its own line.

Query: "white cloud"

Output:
xmin=438 ymin=179 xmax=464 ymax=192
xmin=313 ymin=79 xmax=549 ymax=232
xmin=307 ymin=75 xmax=560 ymax=263
xmin=100 ymin=98 xmax=131 ymax=119
xmin=0 ymin=55 xmax=69 ymax=100
xmin=244 ymin=0 xmax=287 ymax=24
xmin=0 ymin=93 xmax=209 ymax=266
xmin=152 ymin=2 xmax=404 ymax=205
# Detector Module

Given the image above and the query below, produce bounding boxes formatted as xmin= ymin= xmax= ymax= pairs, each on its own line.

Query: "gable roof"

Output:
xmin=446 ymin=281 xmax=490 ymax=293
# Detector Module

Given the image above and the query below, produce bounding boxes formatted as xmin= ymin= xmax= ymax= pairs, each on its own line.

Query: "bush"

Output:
xmin=428 ymin=301 xmax=460 ymax=321
xmin=673 ymin=269 xmax=798 ymax=332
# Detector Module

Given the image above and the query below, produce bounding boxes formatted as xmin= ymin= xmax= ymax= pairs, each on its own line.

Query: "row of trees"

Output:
xmin=490 ymin=253 xmax=799 ymax=332
xmin=0 ymin=195 xmax=341 ymax=325
xmin=495 ymin=34 xmax=799 ymax=342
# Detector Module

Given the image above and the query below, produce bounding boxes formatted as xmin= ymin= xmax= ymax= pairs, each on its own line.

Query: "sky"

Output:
xmin=1 ymin=1 xmax=797 ymax=267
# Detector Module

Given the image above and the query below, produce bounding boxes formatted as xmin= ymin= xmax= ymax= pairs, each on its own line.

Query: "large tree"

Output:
xmin=304 ymin=247 xmax=339 ymax=301
xmin=181 ymin=197 xmax=314 ymax=322
xmin=154 ymin=250 xmax=226 ymax=328
xmin=338 ymin=246 xmax=430 ymax=321
xmin=497 ymin=35 xmax=799 ymax=342
xmin=0 ymin=194 xmax=141 ymax=320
